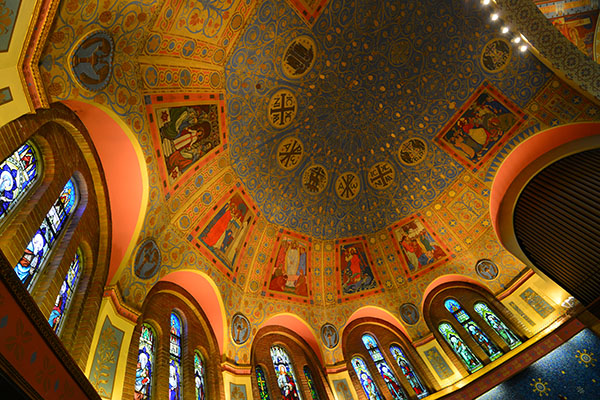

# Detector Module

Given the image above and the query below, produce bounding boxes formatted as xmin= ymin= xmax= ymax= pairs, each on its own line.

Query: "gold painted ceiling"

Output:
xmin=40 ymin=0 xmax=600 ymax=363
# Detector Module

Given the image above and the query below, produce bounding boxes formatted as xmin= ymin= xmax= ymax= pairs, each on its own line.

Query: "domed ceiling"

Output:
xmin=226 ymin=0 xmax=549 ymax=239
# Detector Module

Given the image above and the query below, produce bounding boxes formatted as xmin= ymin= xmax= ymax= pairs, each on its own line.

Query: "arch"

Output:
xmin=62 ymin=99 xmax=149 ymax=285
xmin=490 ymin=122 xmax=600 ymax=274
xmin=421 ymin=274 xmax=488 ymax=313
xmin=260 ymin=313 xmax=323 ymax=364
xmin=344 ymin=306 xmax=409 ymax=340
xmin=159 ymin=270 xmax=226 ymax=353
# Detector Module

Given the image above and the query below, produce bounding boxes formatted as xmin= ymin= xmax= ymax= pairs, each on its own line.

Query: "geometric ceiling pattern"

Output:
xmin=227 ymin=0 xmax=551 ymax=239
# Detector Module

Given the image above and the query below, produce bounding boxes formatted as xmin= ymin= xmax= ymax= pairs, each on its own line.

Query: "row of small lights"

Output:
xmin=481 ymin=0 xmax=529 ymax=53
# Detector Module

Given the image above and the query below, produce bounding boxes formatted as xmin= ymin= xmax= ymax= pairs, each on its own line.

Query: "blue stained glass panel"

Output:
xmin=48 ymin=250 xmax=81 ymax=332
xmin=361 ymin=334 xmax=407 ymax=400
xmin=135 ymin=324 xmax=154 ymax=399
xmin=14 ymin=178 xmax=78 ymax=290
xmin=0 ymin=142 xmax=38 ymax=221
xmin=474 ymin=302 xmax=522 ymax=350
xmin=464 ymin=320 xmax=502 ymax=361
xmin=169 ymin=312 xmax=182 ymax=400
xmin=389 ymin=345 xmax=428 ymax=399
xmin=194 ymin=352 xmax=206 ymax=400
xmin=438 ymin=322 xmax=482 ymax=373
xmin=270 ymin=345 xmax=303 ymax=400
xmin=169 ymin=358 xmax=182 ymax=400
xmin=351 ymin=357 xmax=384 ymax=400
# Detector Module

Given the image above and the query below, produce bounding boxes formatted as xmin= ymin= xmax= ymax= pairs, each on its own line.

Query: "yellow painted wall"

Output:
xmin=223 ymin=371 xmax=254 ymax=400
xmin=327 ymin=370 xmax=359 ymax=400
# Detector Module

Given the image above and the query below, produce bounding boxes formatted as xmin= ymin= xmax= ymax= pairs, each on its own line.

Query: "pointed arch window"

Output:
xmin=351 ymin=356 xmax=384 ymax=400
xmin=135 ymin=324 xmax=155 ymax=399
xmin=169 ymin=312 xmax=182 ymax=400
xmin=14 ymin=178 xmax=78 ymax=291
xmin=255 ymin=365 xmax=271 ymax=400
xmin=48 ymin=249 xmax=81 ymax=333
xmin=438 ymin=322 xmax=482 ymax=373
xmin=303 ymin=366 xmax=321 ymax=400
xmin=194 ymin=351 xmax=206 ymax=400
xmin=444 ymin=298 xmax=502 ymax=361
xmin=361 ymin=334 xmax=407 ymax=400
xmin=389 ymin=345 xmax=428 ymax=399
xmin=270 ymin=345 xmax=303 ymax=400
xmin=474 ymin=302 xmax=522 ymax=350
xmin=0 ymin=141 xmax=39 ymax=221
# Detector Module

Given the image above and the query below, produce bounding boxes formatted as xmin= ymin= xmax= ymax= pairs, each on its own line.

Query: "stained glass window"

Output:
xmin=444 ymin=298 xmax=502 ymax=361
xmin=303 ymin=366 xmax=320 ymax=400
xmin=194 ymin=351 xmax=206 ymax=400
xmin=351 ymin=356 xmax=384 ymax=400
xmin=47 ymin=249 xmax=81 ymax=333
xmin=362 ymin=334 xmax=407 ymax=400
xmin=170 ymin=312 xmax=182 ymax=400
xmin=389 ymin=345 xmax=428 ymax=399
xmin=270 ymin=345 xmax=303 ymax=400
xmin=438 ymin=322 xmax=483 ymax=373
xmin=14 ymin=178 xmax=78 ymax=291
xmin=474 ymin=302 xmax=522 ymax=350
xmin=0 ymin=142 xmax=38 ymax=221
xmin=135 ymin=324 xmax=154 ymax=399
xmin=256 ymin=365 xmax=271 ymax=400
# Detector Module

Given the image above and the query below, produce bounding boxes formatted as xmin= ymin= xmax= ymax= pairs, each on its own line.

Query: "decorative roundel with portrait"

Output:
xmin=475 ymin=259 xmax=499 ymax=280
xmin=133 ymin=238 xmax=161 ymax=280
xmin=399 ymin=303 xmax=420 ymax=325
xmin=231 ymin=313 xmax=251 ymax=345
xmin=321 ymin=323 xmax=339 ymax=349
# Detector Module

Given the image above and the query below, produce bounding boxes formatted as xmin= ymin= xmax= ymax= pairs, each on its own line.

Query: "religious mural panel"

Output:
xmin=434 ymin=83 xmax=525 ymax=171
xmin=0 ymin=0 xmax=21 ymax=52
xmin=332 ymin=379 xmax=353 ymax=400
xmin=146 ymin=93 xmax=226 ymax=195
xmin=390 ymin=215 xmax=450 ymax=280
xmin=266 ymin=233 xmax=311 ymax=302
xmin=191 ymin=190 xmax=256 ymax=278
xmin=337 ymin=239 xmax=380 ymax=299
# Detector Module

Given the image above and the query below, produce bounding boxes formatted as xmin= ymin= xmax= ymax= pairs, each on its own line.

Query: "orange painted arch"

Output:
xmin=260 ymin=313 xmax=324 ymax=364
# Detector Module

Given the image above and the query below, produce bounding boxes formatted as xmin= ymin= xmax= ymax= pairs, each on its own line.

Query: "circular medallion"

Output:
xmin=133 ymin=238 xmax=161 ymax=280
xmin=335 ymin=172 xmax=360 ymax=200
xmin=302 ymin=164 xmax=328 ymax=194
xmin=71 ymin=30 xmax=115 ymax=92
xmin=277 ymin=137 xmax=303 ymax=170
xmin=389 ymin=39 xmax=411 ymax=65
xmin=399 ymin=303 xmax=420 ymax=325
xmin=321 ymin=323 xmax=339 ymax=349
xmin=282 ymin=35 xmax=316 ymax=79
xmin=475 ymin=259 xmax=499 ymax=280
xmin=268 ymin=89 xmax=297 ymax=129
xmin=231 ymin=313 xmax=251 ymax=345
xmin=398 ymin=138 xmax=427 ymax=166
xmin=368 ymin=161 xmax=395 ymax=190
xmin=481 ymin=38 xmax=512 ymax=73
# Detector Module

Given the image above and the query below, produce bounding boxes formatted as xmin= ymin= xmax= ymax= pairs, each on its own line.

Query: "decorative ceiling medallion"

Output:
xmin=71 ymin=30 xmax=114 ymax=92
xmin=133 ymin=238 xmax=161 ymax=280
xmin=268 ymin=88 xmax=297 ymax=129
xmin=389 ymin=39 xmax=411 ymax=65
xmin=368 ymin=161 xmax=395 ymax=190
xmin=399 ymin=303 xmax=420 ymax=325
xmin=335 ymin=172 xmax=360 ymax=200
xmin=475 ymin=259 xmax=499 ymax=280
xmin=282 ymin=35 xmax=316 ymax=79
xmin=481 ymin=38 xmax=512 ymax=73
xmin=398 ymin=138 xmax=427 ymax=166
xmin=302 ymin=164 xmax=328 ymax=194
xmin=277 ymin=137 xmax=303 ymax=170
xmin=321 ymin=323 xmax=339 ymax=349
xmin=231 ymin=313 xmax=251 ymax=345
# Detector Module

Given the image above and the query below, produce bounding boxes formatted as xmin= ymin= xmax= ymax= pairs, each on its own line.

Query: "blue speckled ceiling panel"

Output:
xmin=225 ymin=0 xmax=551 ymax=239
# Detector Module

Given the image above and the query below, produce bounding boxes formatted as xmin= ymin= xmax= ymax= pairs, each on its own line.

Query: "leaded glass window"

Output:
xmin=194 ymin=351 xmax=206 ymax=400
xmin=303 ymin=366 xmax=320 ymax=400
xmin=474 ymin=302 xmax=522 ymax=350
xmin=48 ymin=249 xmax=81 ymax=333
xmin=351 ymin=356 xmax=383 ymax=400
xmin=270 ymin=345 xmax=303 ymax=400
xmin=0 ymin=142 xmax=38 ymax=221
xmin=438 ymin=322 xmax=482 ymax=373
xmin=169 ymin=312 xmax=182 ymax=400
xmin=14 ymin=178 xmax=78 ymax=291
xmin=389 ymin=345 xmax=428 ymax=399
xmin=444 ymin=298 xmax=502 ymax=361
xmin=362 ymin=334 xmax=407 ymax=400
xmin=135 ymin=324 xmax=154 ymax=399
xmin=256 ymin=365 xmax=271 ymax=400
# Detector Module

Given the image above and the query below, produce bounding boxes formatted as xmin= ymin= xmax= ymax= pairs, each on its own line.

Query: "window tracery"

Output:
xmin=438 ymin=322 xmax=483 ymax=373
xmin=474 ymin=302 xmax=521 ymax=350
